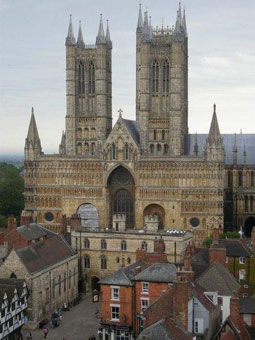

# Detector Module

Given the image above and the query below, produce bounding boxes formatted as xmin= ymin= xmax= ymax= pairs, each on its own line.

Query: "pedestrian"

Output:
xmin=43 ymin=327 xmax=49 ymax=338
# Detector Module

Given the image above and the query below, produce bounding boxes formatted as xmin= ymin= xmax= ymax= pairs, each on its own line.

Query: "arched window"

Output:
xmin=245 ymin=196 xmax=248 ymax=212
xmin=84 ymin=255 xmax=90 ymax=268
xmin=157 ymin=144 xmax=161 ymax=156
xmin=121 ymin=240 xmax=127 ymax=251
xmin=101 ymin=256 xmax=107 ymax=270
xmin=238 ymin=171 xmax=243 ymax=187
xmin=77 ymin=128 xmax=82 ymax=138
xmin=84 ymin=128 xmax=89 ymax=138
xmin=141 ymin=241 xmax=147 ymax=251
xmin=228 ymin=170 xmax=233 ymax=187
xmin=251 ymin=171 xmax=254 ymax=187
xmin=88 ymin=61 xmax=95 ymax=95
xmin=10 ymin=273 xmax=17 ymax=279
xmin=78 ymin=61 xmax=85 ymax=94
xmin=101 ymin=239 xmax=107 ymax=250
xmin=91 ymin=128 xmax=96 ymax=138
xmin=125 ymin=143 xmax=129 ymax=160
xmin=77 ymin=143 xmax=82 ymax=154
xmin=153 ymin=130 xmax=157 ymax=141
xmin=152 ymin=60 xmax=159 ymax=94
xmin=84 ymin=239 xmax=90 ymax=249
xmin=112 ymin=143 xmax=116 ymax=160
xmin=164 ymin=144 xmax=169 ymax=155
xmin=162 ymin=130 xmax=165 ymax=141
xmin=91 ymin=143 xmax=96 ymax=155
xmin=163 ymin=59 xmax=170 ymax=93
xmin=150 ymin=144 xmax=154 ymax=154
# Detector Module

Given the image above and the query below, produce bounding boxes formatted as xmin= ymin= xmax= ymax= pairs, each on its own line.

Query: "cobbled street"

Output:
xmin=22 ymin=294 xmax=101 ymax=340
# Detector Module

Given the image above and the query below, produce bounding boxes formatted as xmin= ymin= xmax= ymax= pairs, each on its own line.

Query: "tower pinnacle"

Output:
xmin=25 ymin=108 xmax=42 ymax=160
xmin=182 ymin=7 xmax=188 ymax=37
xmin=77 ymin=21 xmax=85 ymax=48
xmin=106 ymin=20 xmax=112 ymax=48
xmin=137 ymin=3 xmax=143 ymax=32
xmin=66 ymin=14 xmax=76 ymax=46
xmin=96 ymin=14 xmax=106 ymax=44
xmin=173 ymin=2 xmax=183 ymax=42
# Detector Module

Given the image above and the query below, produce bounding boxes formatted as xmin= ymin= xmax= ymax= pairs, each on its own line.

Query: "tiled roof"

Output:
xmin=191 ymin=248 xmax=209 ymax=278
xmin=16 ymin=235 xmax=76 ymax=274
xmin=240 ymin=298 xmax=255 ymax=314
xmin=99 ymin=260 xmax=147 ymax=286
xmin=185 ymin=133 xmax=255 ymax=165
xmin=17 ymin=223 xmax=56 ymax=241
xmin=134 ymin=263 xmax=177 ymax=283
xmin=219 ymin=240 xmax=251 ymax=258
xmin=197 ymin=261 xmax=240 ymax=296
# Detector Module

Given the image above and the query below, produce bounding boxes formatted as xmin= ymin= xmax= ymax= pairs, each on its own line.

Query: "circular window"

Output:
xmin=190 ymin=217 xmax=200 ymax=228
xmin=44 ymin=212 xmax=54 ymax=222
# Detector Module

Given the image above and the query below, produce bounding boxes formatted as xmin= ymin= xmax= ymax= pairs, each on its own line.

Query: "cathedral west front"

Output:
xmin=23 ymin=4 xmax=255 ymax=247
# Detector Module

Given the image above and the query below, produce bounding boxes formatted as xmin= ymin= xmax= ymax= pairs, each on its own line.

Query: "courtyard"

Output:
xmin=22 ymin=294 xmax=100 ymax=340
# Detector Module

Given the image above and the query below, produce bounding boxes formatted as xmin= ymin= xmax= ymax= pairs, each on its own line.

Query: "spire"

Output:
xmin=142 ymin=11 xmax=150 ymax=41
xmin=194 ymin=132 xmax=199 ymax=156
xmin=173 ymin=2 xmax=183 ymax=42
xmin=59 ymin=131 xmax=66 ymax=155
xmin=77 ymin=21 xmax=85 ymax=48
xmin=27 ymin=107 xmax=40 ymax=141
xmin=96 ymin=14 xmax=106 ymax=44
xmin=66 ymin=15 xmax=76 ymax=46
xmin=137 ymin=3 xmax=143 ymax=32
xmin=182 ymin=7 xmax=187 ymax=37
xmin=208 ymin=104 xmax=221 ymax=141
xmin=106 ymin=20 xmax=112 ymax=48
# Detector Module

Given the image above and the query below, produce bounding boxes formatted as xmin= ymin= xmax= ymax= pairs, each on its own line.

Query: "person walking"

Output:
xmin=43 ymin=327 xmax=49 ymax=338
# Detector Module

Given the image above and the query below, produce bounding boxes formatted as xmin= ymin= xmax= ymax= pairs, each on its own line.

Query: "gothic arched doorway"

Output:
xmin=244 ymin=216 xmax=255 ymax=237
xmin=107 ymin=166 xmax=135 ymax=228
xmin=143 ymin=204 xmax=165 ymax=230
xmin=91 ymin=276 xmax=100 ymax=291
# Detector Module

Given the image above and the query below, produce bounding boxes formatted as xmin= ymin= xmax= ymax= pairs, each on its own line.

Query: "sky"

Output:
xmin=0 ymin=0 xmax=255 ymax=155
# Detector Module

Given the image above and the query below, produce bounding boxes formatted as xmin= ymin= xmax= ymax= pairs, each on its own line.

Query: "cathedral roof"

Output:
xmin=122 ymin=119 xmax=140 ymax=145
xmin=185 ymin=133 xmax=255 ymax=165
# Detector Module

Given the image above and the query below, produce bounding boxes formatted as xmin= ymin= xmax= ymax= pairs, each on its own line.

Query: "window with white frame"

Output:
xmin=239 ymin=269 xmax=246 ymax=280
xmin=111 ymin=305 xmax=120 ymax=321
xmin=239 ymin=257 xmax=246 ymax=264
xmin=111 ymin=287 xmax=120 ymax=301
xmin=141 ymin=298 xmax=149 ymax=311
xmin=142 ymin=282 xmax=149 ymax=293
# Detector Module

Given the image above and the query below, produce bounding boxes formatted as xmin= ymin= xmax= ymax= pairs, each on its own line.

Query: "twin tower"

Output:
xmin=62 ymin=3 xmax=188 ymax=158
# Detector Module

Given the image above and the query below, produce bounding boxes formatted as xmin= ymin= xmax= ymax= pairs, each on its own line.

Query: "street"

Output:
xmin=22 ymin=294 xmax=100 ymax=340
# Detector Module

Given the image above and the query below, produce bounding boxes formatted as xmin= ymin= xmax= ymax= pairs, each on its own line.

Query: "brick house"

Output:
xmin=0 ymin=235 xmax=78 ymax=329
xmin=239 ymin=297 xmax=255 ymax=327
xmin=99 ymin=238 xmax=221 ymax=339
xmin=0 ymin=278 xmax=28 ymax=340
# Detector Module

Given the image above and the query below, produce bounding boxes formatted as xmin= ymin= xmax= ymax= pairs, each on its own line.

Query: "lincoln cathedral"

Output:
xmin=23 ymin=3 xmax=255 ymax=246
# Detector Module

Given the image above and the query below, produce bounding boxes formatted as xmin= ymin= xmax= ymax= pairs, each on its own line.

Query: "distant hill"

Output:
xmin=0 ymin=155 xmax=24 ymax=169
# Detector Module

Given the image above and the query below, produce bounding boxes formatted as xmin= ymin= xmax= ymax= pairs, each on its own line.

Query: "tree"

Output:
xmin=0 ymin=164 xmax=24 ymax=226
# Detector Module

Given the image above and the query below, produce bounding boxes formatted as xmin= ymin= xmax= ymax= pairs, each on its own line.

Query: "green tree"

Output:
xmin=0 ymin=164 xmax=24 ymax=226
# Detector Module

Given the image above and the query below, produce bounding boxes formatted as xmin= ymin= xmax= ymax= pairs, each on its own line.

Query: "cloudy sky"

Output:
xmin=0 ymin=0 xmax=255 ymax=155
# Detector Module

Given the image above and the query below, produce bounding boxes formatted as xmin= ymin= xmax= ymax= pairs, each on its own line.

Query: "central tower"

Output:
xmin=65 ymin=15 xmax=112 ymax=156
xmin=136 ymin=4 xmax=188 ymax=156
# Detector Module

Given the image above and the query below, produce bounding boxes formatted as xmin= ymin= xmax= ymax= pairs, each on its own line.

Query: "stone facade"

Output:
xmin=23 ymin=4 xmax=255 ymax=251
xmin=0 ymin=242 xmax=78 ymax=329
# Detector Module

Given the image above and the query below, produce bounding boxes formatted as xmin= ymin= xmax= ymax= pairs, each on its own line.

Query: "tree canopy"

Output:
xmin=0 ymin=162 xmax=24 ymax=226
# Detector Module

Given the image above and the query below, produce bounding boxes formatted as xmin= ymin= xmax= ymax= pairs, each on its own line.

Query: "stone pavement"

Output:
xmin=22 ymin=294 xmax=101 ymax=340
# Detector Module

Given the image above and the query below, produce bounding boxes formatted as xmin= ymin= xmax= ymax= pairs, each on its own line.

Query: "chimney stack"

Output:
xmin=173 ymin=277 xmax=188 ymax=330
xmin=70 ymin=214 xmax=82 ymax=229
xmin=20 ymin=216 xmax=30 ymax=228
xmin=212 ymin=228 xmax=220 ymax=244
xmin=8 ymin=215 xmax=17 ymax=232
xmin=230 ymin=294 xmax=241 ymax=323
xmin=154 ymin=237 xmax=165 ymax=254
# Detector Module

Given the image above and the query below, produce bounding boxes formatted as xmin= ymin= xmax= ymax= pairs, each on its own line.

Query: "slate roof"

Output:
xmin=240 ymin=298 xmax=255 ymax=314
xmin=197 ymin=260 xmax=240 ymax=296
xmin=17 ymin=223 xmax=56 ymax=241
xmin=15 ymin=235 xmax=76 ymax=274
xmin=99 ymin=260 xmax=147 ymax=286
xmin=134 ymin=263 xmax=177 ymax=283
xmin=123 ymin=119 xmax=140 ymax=145
xmin=191 ymin=248 xmax=209 ymax=278
xmin=219 ymin=240 xmax=251 ymax=258
xmin=188 ymin=281 xmax=216 ymax=312
xmin=185 ymin=133 xmax=255 ymax=165
xmin=137 ymin=317 xmax=193 ymax=340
